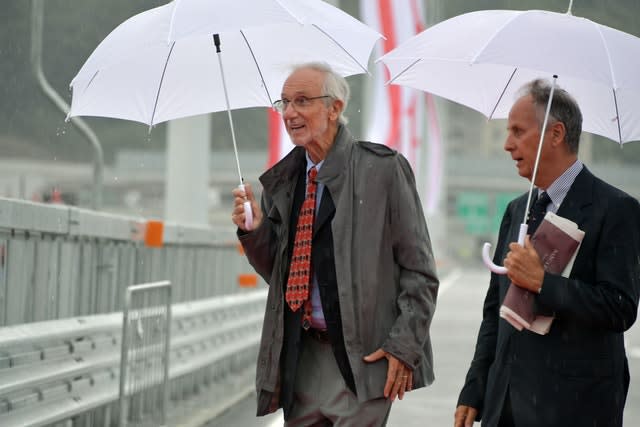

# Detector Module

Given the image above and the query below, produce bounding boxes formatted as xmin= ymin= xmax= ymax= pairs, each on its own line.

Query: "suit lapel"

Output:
xmin=314 ymin=189 xmax=335 ymax=237
xmin=260 ymin=147 xmax=306 ymax=225
xmin=555 ymin=167 xmax=594 ymax=228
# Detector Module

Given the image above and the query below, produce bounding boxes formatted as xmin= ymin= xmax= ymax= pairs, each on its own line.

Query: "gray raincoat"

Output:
xmin=239 ymin=125 xmax=439 ymax=415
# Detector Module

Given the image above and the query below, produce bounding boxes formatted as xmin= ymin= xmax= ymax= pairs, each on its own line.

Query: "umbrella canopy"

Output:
xmin=69 ymin=0 xmax=381 ymax=230
xmin=378 ymin=8 xmax=640 ymax=273
xmin=68 ymin=0 xmax=382 ymax=126
xmin=378 ymin=8 xmax=640 ymax=144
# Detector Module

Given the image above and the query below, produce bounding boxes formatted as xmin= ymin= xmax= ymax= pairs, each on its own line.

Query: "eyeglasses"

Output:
xmin=272 ymin=95 xmax=332 ymax=114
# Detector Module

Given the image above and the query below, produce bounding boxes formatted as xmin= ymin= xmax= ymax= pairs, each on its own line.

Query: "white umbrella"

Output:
xmin=69 ymin=0 xmax=382 ymax=227
xmin=378 ymin=6 xmax=640 ymax=272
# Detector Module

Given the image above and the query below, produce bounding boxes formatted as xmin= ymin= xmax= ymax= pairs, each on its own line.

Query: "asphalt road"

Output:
xmin=206 ymin=268 xmax=640 ymax=427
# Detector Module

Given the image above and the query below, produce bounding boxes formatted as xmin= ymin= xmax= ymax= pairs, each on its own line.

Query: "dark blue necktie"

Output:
xmin=527 ymin=192 xmax=551 ymax=235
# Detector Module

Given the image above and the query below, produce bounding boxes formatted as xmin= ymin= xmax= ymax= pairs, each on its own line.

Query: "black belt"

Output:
xmin=306 ymin=328 xmax=331 ymax=344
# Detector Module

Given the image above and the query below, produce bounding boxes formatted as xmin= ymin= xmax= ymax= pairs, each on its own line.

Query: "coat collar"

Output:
xmin=316 ymin=123 xmax=352 ymax=192
xmin=260 ymin=124 xmax=354 ymax=195
xmin=259 ymin=124 xmax=355 ymax=229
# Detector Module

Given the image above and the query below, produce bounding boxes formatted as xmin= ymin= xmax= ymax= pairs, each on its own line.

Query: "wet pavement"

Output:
xmin=206 ymin=268 xmax=640 ymax=426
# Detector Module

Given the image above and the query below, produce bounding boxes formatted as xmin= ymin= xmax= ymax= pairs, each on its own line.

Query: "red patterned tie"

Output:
xmin=286 ymin=166 xmax=317 ymax=314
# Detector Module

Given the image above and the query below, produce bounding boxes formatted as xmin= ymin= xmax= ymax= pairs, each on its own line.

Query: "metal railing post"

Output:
xmin=119 ymin=281 xmax=172 ymax=427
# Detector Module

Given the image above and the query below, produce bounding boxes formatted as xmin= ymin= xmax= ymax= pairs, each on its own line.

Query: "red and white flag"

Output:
xmin=267 ymin=109 xmax=294 ymax=168
xmin=360 ymin=0 xmax=443 ymax=214
xmin=265 ymin=1 xmax=443 ymax=214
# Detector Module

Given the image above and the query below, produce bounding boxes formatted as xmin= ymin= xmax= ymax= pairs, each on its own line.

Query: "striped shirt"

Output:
xmin=536 ymin=160 xmax=583 ymax=214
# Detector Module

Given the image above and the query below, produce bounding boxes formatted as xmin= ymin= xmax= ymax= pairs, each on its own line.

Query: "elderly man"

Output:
xmin=232 ymin=62 xmax=439 ymax=426
xmin=455 ymin=79 xmax=640 ymax=427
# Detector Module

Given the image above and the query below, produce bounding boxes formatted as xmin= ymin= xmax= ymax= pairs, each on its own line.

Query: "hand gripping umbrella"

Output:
xmin=378 ymin=4 xmax=640 ymax=273
xmin=69 ymin=0 xmax=382 ymax=229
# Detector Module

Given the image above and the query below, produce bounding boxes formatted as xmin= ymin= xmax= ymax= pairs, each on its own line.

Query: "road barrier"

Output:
xmin=0 ymin=286 xmax=266 ymax=426
xmin=0 ymin=196 xmax=267 ymax=426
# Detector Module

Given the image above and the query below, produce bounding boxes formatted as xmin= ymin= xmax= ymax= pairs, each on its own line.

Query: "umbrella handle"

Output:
xmin=239 ymin=184 xmax=254 ymax=230
xmin=482 ymin=223 xmax=527 ymax=275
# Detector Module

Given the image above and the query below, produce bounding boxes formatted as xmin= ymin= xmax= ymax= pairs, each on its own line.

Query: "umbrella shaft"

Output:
xmin=524 ymin=76 xmax=557 ymax=224
xmin=213 ymin=34 xmax=244 ymax=186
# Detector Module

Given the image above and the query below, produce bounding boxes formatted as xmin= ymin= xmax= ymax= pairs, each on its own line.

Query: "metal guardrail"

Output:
xmin=0 ymin=196 xmax=266 ymax=426
xmin=0 ymin=287 xmax=267 ymax=427
xmin=0 ymin=196 xmax=261 ymax=326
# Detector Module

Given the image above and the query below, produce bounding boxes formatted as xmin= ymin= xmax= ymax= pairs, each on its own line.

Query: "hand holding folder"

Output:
xmin=500 ymin=212 xmax=585 ymax=335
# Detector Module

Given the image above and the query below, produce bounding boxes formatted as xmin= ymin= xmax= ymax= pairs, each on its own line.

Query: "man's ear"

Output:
xmin=330 ymin=99 xmax=344 ymax=121
xmin=550 ymin=121 xmax=566 ymax=147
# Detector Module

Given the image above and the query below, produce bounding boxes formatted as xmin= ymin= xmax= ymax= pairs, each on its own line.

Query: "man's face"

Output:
xmin=504 ymin=95 xmax=552 ymax=183
xmin=280 ymin=68 xmax=337 ymax=148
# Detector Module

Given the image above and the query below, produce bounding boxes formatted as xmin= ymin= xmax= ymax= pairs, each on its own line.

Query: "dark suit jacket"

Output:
xmin=458 ymin=167 xmax=640 ymax=427
xmin=279 ymin=162 xmax=355 ymax=419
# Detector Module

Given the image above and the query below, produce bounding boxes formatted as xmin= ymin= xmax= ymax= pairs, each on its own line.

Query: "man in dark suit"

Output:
xmin=232 ymin=62 xmax=439 ymax=426
xmin=454 ymin=79 xmax=640 ymax=427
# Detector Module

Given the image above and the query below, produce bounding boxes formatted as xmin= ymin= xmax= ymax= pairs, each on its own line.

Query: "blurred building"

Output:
xmin=2 ymin=0 xmax=640 ymax=263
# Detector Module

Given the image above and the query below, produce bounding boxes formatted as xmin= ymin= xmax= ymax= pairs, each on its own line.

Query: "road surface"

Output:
xmin=206 ymin=268 xmax=640 ymax=426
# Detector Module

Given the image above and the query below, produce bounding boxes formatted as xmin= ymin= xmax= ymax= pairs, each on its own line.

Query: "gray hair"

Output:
xmin=517 ymin=79 xmax=582 ymax=153
xmin=290 ymin=61 xmax=351 ymax=124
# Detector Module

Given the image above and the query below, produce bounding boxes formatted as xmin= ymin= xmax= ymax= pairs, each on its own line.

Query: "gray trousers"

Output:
xmin=285 ymin=332 xmax=392 ymax=427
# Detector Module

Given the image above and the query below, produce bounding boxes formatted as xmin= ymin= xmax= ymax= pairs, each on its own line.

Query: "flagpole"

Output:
xmin=358 ymin=0 xmax=376 ymax=143
xmin=418 ymin=0 xmax=449 ymax=271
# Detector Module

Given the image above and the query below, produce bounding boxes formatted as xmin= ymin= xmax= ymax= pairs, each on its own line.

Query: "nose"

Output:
xmin=282 ymin=101 xmax=297 ymax=119
xmin=504 ymin=134 xmax=514 ymax=152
